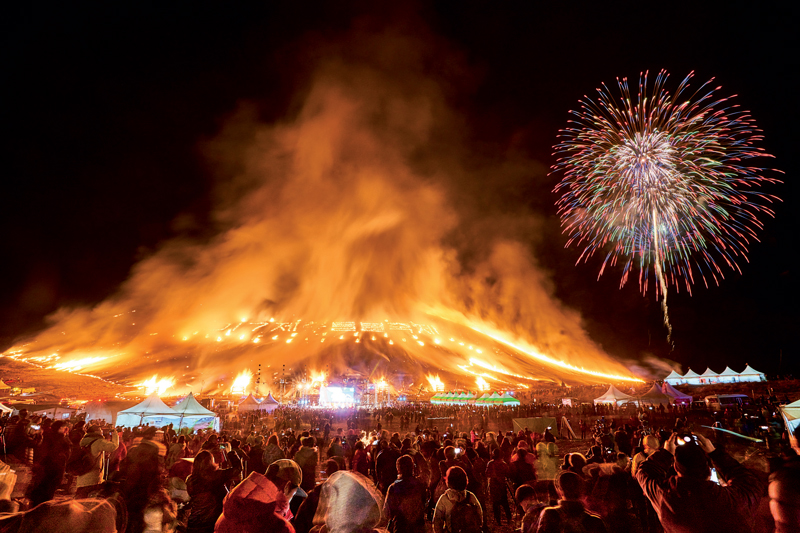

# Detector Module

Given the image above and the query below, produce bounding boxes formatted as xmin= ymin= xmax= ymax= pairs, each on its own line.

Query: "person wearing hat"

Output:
xmin=635 ymin=432 xmax=763 ymax=533
xmin=75 ymin=425 xmax=118 ymax=499
xmin=214 ymin=458 xmax=304 ymax=533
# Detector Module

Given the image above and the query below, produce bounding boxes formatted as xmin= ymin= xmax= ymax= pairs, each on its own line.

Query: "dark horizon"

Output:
xmin=3 ymin=2 xmax=798 ymax=379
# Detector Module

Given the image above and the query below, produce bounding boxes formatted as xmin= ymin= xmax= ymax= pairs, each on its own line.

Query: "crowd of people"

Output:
xmin=0 ymin=400 xmax=797 ymax=532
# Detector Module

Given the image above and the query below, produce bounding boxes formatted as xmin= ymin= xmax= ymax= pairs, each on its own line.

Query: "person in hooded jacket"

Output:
xmin=212 ymin=459 xmax=300 ymax=533
xmin=383 ymin=455 xmax=427 ymax=533
xmin=75 ymin=426 xmax=119 ymax=499
xmin=185 ymin=450 xmax=242 ymax=533
xmin=310 ymin=470 xmax=384 ymax=533
xmin=433 ymin=466 xmax=483 ymax=533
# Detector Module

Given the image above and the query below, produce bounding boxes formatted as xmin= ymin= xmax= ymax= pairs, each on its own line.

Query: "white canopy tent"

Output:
xmin=639 ymin=384 xmax=672 ymax=406
xmin=594 ymin=385 xmax=637 ymax=406
xmin=780 ymin=399 xmax=800 ymax=450
xmin=664 ymin=370 xmax=684 ymax=386
xmin=172 ymin=392 xmax=220 ymax=431
xmin=717 ymin=367 xmax=740 ymax=383
xmin=260 ymin=392 xmax=280 ymax=413
xmin=0 ymin=403 xmax=12 ymax=414
xmin=699 ymin=368 xmax=719 ymax=384
xmin=682 ymin=369 xmax=702 ymax=385
xmin=238 ymin=393 xmax=263 ymax=412
xmin=738 ymin=365 xmax=766 ymax=383
xmin=116 ymin=393 xmax=181 ymax=428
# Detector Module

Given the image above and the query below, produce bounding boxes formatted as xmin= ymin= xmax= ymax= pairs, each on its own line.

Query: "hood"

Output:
xmin=216 ymin=472 xmax=291 ymax=531
xmin=445 ymin=488 xmax=469 ymax=504
xmin=79 ymin=434 xmax=103 ymax=448
xmin=313 ymin=471 xmax=383 ymax=533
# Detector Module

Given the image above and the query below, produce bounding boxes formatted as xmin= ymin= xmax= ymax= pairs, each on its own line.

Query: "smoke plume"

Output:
xmin=5 ymin=22 xmax=640 ymax=390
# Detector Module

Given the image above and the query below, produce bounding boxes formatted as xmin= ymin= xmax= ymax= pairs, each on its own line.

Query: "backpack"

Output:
xmin=449 ymin=496 xmax=482 ymax=533
xmin=66 ymin=440 xmax=96 ymax=476
xmin=554 ymin=507 xmax=589 ymax=533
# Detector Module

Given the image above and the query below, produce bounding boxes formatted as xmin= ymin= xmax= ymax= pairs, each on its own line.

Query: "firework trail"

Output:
xmin=552 ymin=70 xmax=781 ymax=342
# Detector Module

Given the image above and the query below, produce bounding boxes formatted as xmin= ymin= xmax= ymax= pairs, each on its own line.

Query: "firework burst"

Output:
xmin=552 ymin=70 xmax=781 ymax=339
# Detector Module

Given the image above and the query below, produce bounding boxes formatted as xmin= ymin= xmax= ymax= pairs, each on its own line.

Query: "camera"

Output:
xmin=30 ymin=425 xmax=40 ymax=430
xmin=454 ymin=447 xmax=462 ymax=454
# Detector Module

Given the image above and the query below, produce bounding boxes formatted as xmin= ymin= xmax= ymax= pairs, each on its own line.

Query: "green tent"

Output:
xmin=500 ymin=392 xmax=520 ymax=406
xmin=487 ymin=392 xmax=503 ymax=405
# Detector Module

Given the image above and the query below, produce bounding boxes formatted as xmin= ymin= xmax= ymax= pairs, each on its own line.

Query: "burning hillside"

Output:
xmin=2 ymin=31 xmax=644 ymax=394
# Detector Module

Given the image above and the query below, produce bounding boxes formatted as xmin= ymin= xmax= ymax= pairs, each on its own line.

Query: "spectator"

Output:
xmin=351 ymin=441 xmax=370 ymax=476
xmin=294 ymin=437 xmax=319 ymax=494
xmin=635 ymin=433 xmax=763 ymax=533
xmin=516 ymin=484 xmax=542 ymax=533
xmin=213 ymin=463 xmax=298 ymax=533
xmin=262 ymin=435 xmax=285 ymax=468
xmin=383 ymin=455 xmax=427 ymax=533
xmin=312 ymin=470 xmax=384 ymax=533
xmin=294 ymin=459 xmax=340 ymax=533
xmin=433 ymin=466 xmax=483 ymax=533
xmin=535 ymin=442 xmax=559 ymax=481
xmin=28 ymin=420 xmax=72 ymax=506
xmin=185 ymin=449 xmax=242 ymax=533
xmin=264 ymin=458 xmax=306 ymax=521
xmin=375 ymin=442 xmax=401 ymax=494
xmin=75 ymin=426 xmax=119 ymax=499
xmin=769 ymin=458 xmax=800 ymax=533
xmin=630 ymin=435 xmax=659 ymax=476
xmin=248 ymin=435 xmax=266 ymax=475
xmin=509 ymin=448 xmax=537 ymax=489
xmin=486 ymin=448 xmax=512 ymax=526
xmin=536 ymin=471 xmax=607 ymax=533
xmin=0 ymin=498 xmax=118 ymax=533
xmin=165 ymin=436 xmax=185 ymax=470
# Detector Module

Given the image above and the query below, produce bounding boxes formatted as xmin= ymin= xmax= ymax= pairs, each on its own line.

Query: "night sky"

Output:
xmin=3 ymin=2 xmax=798 ymax=377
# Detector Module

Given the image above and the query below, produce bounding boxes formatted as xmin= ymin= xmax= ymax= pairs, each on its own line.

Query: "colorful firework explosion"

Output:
xmin=551 ymin=70 xmax=781 ymax=335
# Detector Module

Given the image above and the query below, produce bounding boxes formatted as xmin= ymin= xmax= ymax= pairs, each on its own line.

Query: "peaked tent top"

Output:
xmin=239 ymin=393 xmax=261 ymax=406
xmin=665 ymin=370 xmax=683 ymax=379
xmin=662 ymin=382 xmax=692 ymax=399
xmin=640 ymin=384 xmax=671 ymax=401
xmin=740 ymin=365 xmax=764 ymax=375
xmin=0 ymin=380 xmax=11 ymax=389
xmin=118 ymin=393 xmax=178 ymax=417
xmin=597 ymin=385 xmax=635 ymax=400
xmin=718 ymin=367 xmax=740 ymax=376
xmin=700 ymin=368 xmax=719 ymax=377
xmin=682 ymin=369 xmax=701 ymax=378
xmin=262 ymin=392 xmax=280 ymax=405
xmin=172 ymin=392 xmax=215 ymax=417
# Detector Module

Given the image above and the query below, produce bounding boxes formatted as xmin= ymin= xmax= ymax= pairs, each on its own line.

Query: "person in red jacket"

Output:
xmin=635 ymin=432 xmax=763 ymax=533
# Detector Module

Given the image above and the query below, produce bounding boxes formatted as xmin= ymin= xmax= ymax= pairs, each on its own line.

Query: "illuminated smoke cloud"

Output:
xmin=4 ymin=23 xmax=641 ymax=389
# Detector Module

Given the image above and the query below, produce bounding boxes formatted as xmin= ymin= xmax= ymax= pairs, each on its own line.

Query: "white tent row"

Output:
xmin=116 ymin=392 xmax=220 ymax=431
xmin=238 ymin=392 xmax=281 ymax=413
xmin=664 ymin=365 xmax=766 ymax=386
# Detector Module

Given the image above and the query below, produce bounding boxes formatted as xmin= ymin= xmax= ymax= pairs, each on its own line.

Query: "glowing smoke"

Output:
xmin=3 ymin=25 xmax=641 ymax=389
